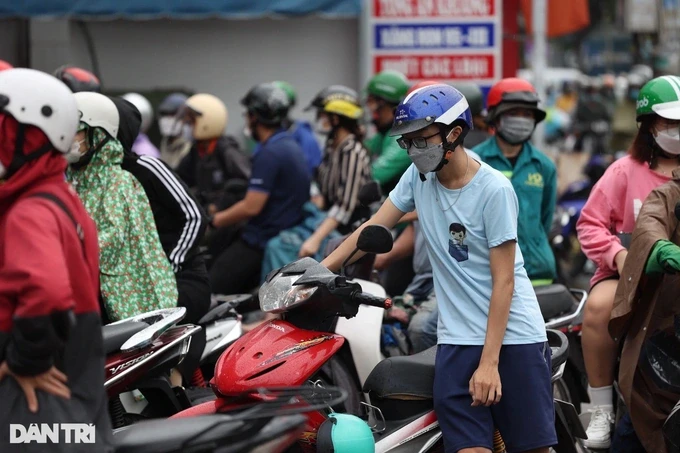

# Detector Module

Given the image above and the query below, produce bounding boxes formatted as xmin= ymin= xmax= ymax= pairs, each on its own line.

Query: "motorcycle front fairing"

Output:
xmin=213 ymin=320 xmax=345 ymax=395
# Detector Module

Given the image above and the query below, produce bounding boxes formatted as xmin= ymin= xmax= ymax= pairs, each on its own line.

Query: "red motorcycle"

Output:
xmin=173 ymin=226 xmax=582 ymax=452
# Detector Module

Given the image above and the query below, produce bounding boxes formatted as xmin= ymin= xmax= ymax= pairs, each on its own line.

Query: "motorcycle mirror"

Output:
xmin=340 ymin=225 xmax=393 ymax=278
xmin=357 ymin=181 xmax=382 ymax=206
xmin=357 ymin=225 xmax=393 ymax=254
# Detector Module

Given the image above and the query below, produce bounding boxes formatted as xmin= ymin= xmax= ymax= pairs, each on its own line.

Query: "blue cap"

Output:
xmin=158 ymin=92 xmax=188 ymax=116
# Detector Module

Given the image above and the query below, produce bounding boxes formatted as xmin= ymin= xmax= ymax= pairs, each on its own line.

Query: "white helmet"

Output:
xmin=0 ymin=68 xmax=78 ymax=153
xmin=75 ymin=92 xmax=120 ymax=138
xmin=122 ymin=92 xmax=153 ymax=133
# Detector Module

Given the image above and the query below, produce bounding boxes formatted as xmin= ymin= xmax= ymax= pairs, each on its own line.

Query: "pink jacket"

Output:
xmin=576 ymin=155 xmax=671 ymax=286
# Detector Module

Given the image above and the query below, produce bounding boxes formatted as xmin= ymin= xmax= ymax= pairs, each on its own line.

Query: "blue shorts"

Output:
xmin=433 ymin=343 xmax=557 ymax=453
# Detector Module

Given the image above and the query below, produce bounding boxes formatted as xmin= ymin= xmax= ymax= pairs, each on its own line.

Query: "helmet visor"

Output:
xmin=389 ymin=117 xmax=436 ymax=137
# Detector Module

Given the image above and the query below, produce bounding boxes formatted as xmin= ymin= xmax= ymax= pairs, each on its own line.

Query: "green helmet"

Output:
xmin=317 ymin=413 xmax=374 ymax=453
xmin=636 ymin=75 xmax=680 ymax=121
xmin=366 ymin=70 xmax=409 ymax=104
xmin=273 ymin=80 xmax=296 ymax=107
xmin=452 ymin=82 xmax=485 ymax=117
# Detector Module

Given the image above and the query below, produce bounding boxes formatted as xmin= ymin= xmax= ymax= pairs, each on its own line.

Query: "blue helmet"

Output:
xmin=389 ymin=83 xmax=473 ymax=137
xmin=158 ymin=92 xmax=188 ymax=116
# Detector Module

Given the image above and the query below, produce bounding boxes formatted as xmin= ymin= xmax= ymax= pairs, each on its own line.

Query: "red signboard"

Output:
xmin=374 ymin=0 xmax=495 ymax=18
xmin=374 ymin=55 xmax=495 ymax=80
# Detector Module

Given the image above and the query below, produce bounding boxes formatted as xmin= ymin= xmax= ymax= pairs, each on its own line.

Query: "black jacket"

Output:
xmin=176 ymin=136 xmax=251 ymax=210
xmin=113 ymin=97 xmax=207 ymax=271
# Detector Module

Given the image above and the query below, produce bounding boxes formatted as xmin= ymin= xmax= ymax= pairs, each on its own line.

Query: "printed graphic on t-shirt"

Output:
xmin=448 ymin=222 xmax=469 ymax=262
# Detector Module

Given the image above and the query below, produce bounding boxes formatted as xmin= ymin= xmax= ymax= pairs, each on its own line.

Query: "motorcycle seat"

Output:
xmin=113 ymin=415 xmax=245 ymax=453
xmin=534 ymin=284 xmax=575 ymax=321
xmin=102 ymin=321 xmax=149 ymax=355
xmin=199 ymin=293 xmax=251 ymax=325
xmin=363 ymin=346 xmax=437 ymax=399
xmin=113 ymin=414 xmax=307 ymax=453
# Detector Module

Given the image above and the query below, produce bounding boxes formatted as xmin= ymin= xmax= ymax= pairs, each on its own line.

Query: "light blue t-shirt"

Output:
xmin=389 ymin=162 xmax=546 ymax=346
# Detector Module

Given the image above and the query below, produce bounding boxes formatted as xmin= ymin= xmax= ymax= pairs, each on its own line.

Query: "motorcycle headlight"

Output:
xmin=259 ymin=274 xmax=318 ymax=314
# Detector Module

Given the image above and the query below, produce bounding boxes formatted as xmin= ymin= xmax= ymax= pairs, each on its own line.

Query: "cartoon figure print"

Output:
xmin=449 ymin=223 xmax=469 ymax=262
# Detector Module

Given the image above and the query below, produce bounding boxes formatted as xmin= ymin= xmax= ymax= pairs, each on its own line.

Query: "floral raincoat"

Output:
xmin=67 ymin=127 xmax=177 ymax=321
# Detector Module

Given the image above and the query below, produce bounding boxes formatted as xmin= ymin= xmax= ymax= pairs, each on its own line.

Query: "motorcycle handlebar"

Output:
xmin=351 ymin=291 xmax=392 ymax=310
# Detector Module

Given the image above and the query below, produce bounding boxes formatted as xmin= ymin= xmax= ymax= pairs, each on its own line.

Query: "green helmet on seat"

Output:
xmin=636 ymin=75 xmax=680 ymax=121
xmin=366 ymin=70 xmax=409 ymax=105
xmin=316 ymin=413 xmax=374 ymax=453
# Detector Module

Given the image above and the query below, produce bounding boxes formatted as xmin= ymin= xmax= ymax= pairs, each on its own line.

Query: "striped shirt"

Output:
xmin=317 ymin=135 xmax=372 ymax=226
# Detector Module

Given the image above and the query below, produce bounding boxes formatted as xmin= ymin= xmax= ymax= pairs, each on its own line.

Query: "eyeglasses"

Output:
xmin=397 ymin=131 xmax=440 ymax=150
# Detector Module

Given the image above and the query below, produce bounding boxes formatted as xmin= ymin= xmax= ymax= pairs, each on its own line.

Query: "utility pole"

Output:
xmin=532 ymin=0 xmax=548 ymax=150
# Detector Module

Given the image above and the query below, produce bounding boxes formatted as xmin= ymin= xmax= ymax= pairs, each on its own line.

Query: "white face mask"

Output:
xmin=65 ymin=139 xmax=85 ymax=164
xmin=655 ymin=128 xmax=680 ymax=155
xmin=315 ymin=117 xmax=332 ymax=135
xmin=158 ymin=116 xmax=183 ymax=137
xmin=243 ymin=126 xmax=252 ymax=139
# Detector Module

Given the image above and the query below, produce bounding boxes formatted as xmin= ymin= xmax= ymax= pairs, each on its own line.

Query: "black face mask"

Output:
xmin=371 ymin=100 xmax=395 ymax=135
xmin=248 ymin=118 xmax=262 ymax=143
xmin=374 ymin=121 xmax=392 ymax=135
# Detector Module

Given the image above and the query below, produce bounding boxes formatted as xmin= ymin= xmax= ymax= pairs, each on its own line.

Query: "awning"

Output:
xmin=0 ymin=0 xmax=361 ymax=20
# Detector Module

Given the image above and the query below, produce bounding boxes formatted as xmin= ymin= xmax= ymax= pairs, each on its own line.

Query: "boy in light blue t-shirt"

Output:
xmin=322 ymin=84 xmax=556 ymax=453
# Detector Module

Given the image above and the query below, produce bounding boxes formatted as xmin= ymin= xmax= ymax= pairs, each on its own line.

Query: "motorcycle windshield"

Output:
xmin=640 ymin=330 xmax=680 ymax=394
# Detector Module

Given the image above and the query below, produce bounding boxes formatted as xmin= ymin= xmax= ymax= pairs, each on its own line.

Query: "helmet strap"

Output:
xmin=5 ymin=123 xmax=55 ymax=179
xmin=436 ymin=125 xmax=466 ymax=168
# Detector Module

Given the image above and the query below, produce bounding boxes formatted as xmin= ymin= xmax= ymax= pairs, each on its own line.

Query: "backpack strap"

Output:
xmin=29 ymin=192 xmax=86 ymax=255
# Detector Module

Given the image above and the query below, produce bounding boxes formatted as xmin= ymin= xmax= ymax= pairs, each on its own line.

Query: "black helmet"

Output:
xmin=241 ymin=82 xmax=290 ymax=126
xmin=305 ymin=85 xmax=359 ymax=111
xmin=451 ymin=82 xmax=485 ymax=117
xmin=53 ymin=66 xmax=101 ymax=93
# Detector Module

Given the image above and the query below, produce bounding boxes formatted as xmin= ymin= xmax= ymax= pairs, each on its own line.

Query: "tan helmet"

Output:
xmin=184 ymin=93 xmax=228 ymax=140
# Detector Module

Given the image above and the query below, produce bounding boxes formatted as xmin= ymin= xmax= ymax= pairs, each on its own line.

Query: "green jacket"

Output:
xmin=366 ymin=131 xmax=412 ymax=193
xmin=473 ymin=137 xmax=557 ymax=282
xmin=67 ymin=129 xmax=178 ymax=321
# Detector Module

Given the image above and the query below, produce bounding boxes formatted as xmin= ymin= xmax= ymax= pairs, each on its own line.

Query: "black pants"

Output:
xmin=177 ymin=254 xmax=211 ymax=325
xmin=209 ymin=238 xmax=264 ymax=312
xmin=611 ymin=413 xmax=646 ymax=453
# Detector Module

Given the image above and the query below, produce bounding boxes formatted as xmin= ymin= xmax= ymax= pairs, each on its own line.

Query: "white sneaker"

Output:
xmin=583 ymin=406 xmax=614 ymax=449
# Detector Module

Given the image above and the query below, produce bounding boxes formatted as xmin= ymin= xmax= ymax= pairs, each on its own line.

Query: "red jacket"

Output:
xmin=0 ymin=176 xmax=101 ymax=373
xmin=0 ymin=115 xmax=112 ymax=451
